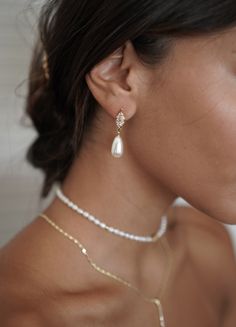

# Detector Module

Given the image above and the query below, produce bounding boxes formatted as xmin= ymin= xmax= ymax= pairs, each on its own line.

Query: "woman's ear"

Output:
xmin=85 ymin=41 xmax=138 ymax=120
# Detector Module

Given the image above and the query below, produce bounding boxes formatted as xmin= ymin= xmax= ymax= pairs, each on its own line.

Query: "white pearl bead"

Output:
xmin=56 ymin=186 xmax=168 ymax=243
xmin=111 ymin=135 xmax=123 ymax=158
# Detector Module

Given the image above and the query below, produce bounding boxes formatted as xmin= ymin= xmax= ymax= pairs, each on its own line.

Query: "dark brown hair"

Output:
xmin=25 ymin=0 xmax=236 ymax=198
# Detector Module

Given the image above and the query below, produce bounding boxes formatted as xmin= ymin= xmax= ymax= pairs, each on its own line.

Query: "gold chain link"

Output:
xmin=39 ymin=211 xmax=174 ymax=327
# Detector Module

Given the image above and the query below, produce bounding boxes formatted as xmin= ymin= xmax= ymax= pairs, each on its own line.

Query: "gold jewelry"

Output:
xmin=111 ymin=110 xmax=126 ymax=158
xmin=39 ymin=212 xmax=174 ymax=326
xmin=42 ymin=50 xmax=50 ymax=81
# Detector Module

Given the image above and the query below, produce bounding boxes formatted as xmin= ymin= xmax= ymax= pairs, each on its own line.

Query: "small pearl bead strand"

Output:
xmin=55 ymin=185 xmax=168 ymax=243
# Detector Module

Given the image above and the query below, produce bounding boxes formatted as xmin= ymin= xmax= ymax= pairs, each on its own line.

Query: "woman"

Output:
xmin=0 ymin=0 xmax=236 ymax=326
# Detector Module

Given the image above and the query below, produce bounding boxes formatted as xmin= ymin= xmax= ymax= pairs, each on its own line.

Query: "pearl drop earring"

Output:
xmin=111 ymin=109 xmax=126 ymax=158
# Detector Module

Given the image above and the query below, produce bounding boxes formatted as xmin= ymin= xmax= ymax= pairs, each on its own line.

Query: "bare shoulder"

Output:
xmin=0 ymin=214 xmax=91 ymax=288
xmin=0 ymin=217 xmax=63 ymax=325
xmin=172 ymin=205 xmax=236 ymax=305
xmin=0 ymin=216 xmax=121 ymax=326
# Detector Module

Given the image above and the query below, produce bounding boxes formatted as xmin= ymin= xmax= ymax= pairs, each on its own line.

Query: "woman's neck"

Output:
xmin=44 ymin=133 xmax=177 ymax=290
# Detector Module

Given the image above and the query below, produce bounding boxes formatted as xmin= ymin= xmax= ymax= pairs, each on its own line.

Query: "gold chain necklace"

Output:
xmin=39 ymin=213 xmax=174 ymax=327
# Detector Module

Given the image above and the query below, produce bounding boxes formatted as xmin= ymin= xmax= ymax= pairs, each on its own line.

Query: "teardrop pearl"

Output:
xmin=111 ymin=135 xmax=123 ymax=158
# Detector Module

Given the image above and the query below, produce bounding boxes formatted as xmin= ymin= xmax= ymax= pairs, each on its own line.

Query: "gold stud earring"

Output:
xmin=111 ymin=109 xmax=126 ymax=158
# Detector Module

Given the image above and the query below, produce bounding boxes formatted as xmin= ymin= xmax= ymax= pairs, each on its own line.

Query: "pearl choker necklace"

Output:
xmin=56 ymin=185 xmax=168 ymax=243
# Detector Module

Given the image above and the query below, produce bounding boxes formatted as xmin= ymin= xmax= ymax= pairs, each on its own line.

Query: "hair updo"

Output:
xmin=25 ymin=0 xmax=236 ymax=198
